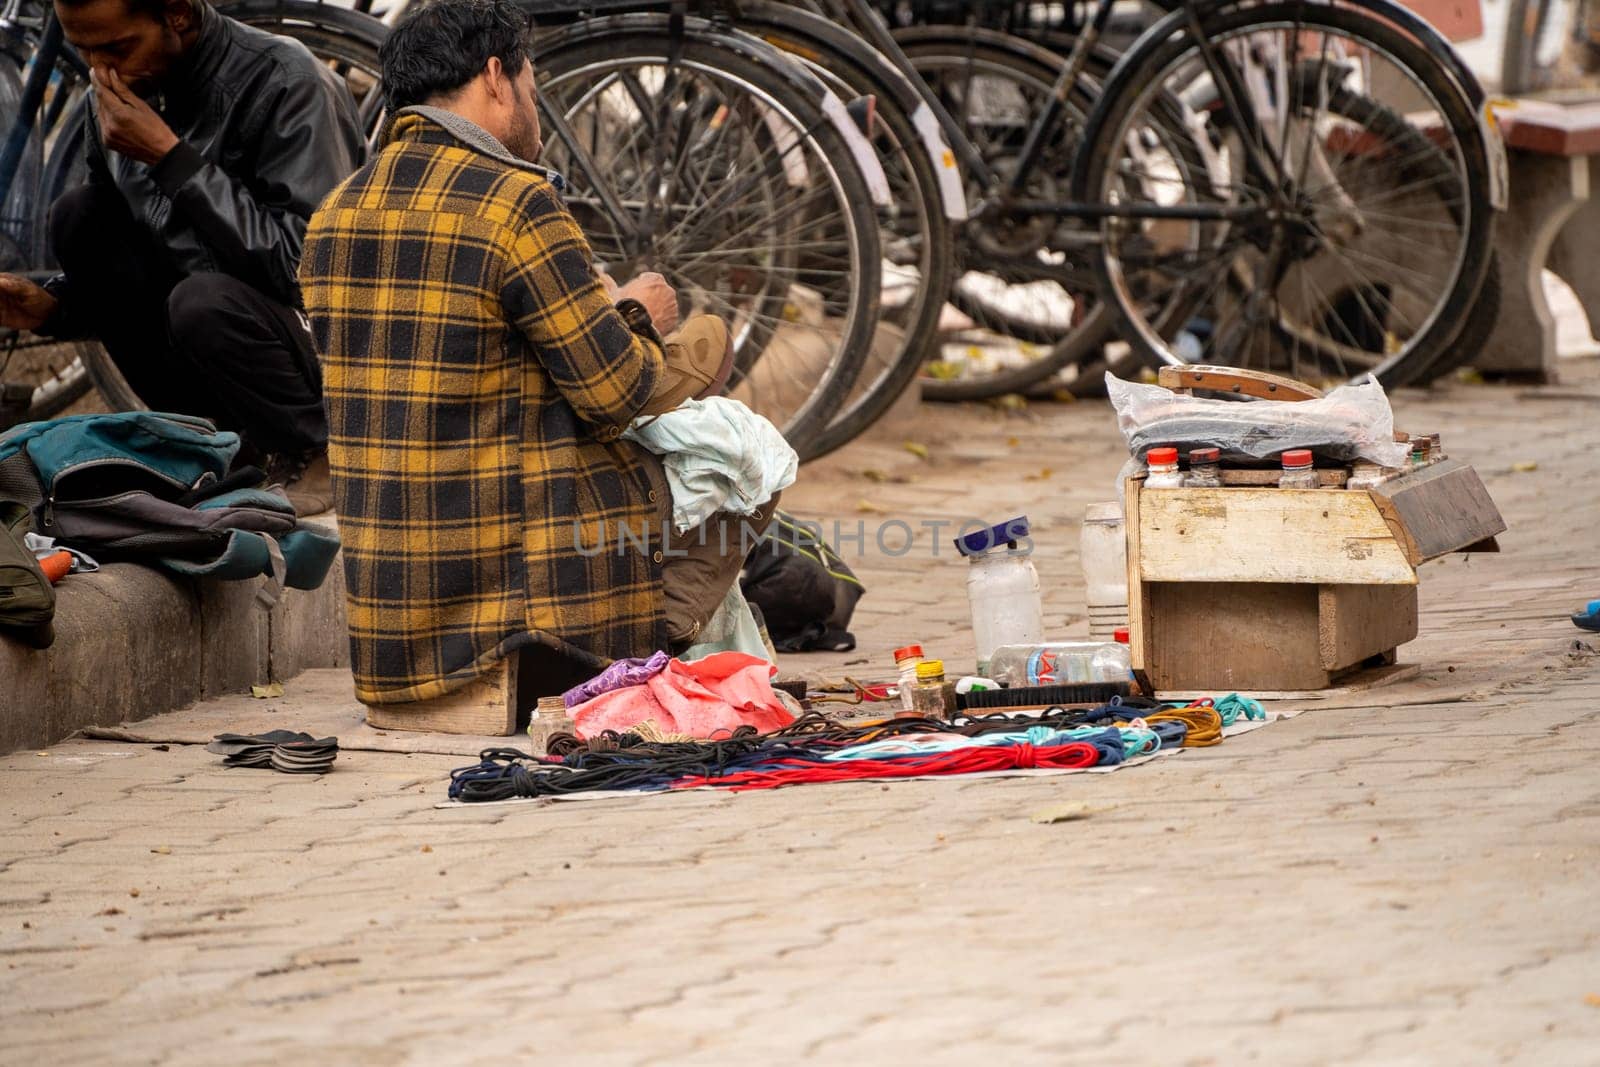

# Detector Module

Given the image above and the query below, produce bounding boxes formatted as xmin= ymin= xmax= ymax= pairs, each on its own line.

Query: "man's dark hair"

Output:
xmin=379 ymin=0 xmax=532 ymax=113
xmin=54 ymin=0 xmax=182 ymax=23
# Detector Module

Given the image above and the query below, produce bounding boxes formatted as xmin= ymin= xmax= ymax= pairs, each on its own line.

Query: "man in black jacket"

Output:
xmin=0 ymin=0 xmax=363 ymax=515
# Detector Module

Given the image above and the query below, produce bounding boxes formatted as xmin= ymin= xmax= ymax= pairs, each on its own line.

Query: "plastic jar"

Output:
xmin=1185 ymin=447 xmax=1222 ymax=488
xmin=1145 ymin=447 xmax=1184 ymax=489
xmin=1080 ymin=501 xmax=1127 ymax=642
xmin=912 ymin=660 xmax=951 ymax=719
xmin=1280 ymin=449 xmax=1318 ymax=489
xmin=893 ymin=644 xmax=923 ymax=713
xmin=955 ymin=517 xmax=1045 ymax=677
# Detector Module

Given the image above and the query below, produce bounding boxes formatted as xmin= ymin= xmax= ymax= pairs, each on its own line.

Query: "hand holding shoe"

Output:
xmin=615 ymin=271 xmax=679 ymax=335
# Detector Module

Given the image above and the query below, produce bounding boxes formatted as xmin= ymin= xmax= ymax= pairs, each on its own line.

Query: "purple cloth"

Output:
xmin=563 ymin=650 xmax=673 ymax=709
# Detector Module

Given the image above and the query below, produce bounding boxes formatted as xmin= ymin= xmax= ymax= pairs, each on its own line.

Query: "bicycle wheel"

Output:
xmin=60 ymin=0 xmax=388 ymax=414
xmin=1502 ymin=0 xmax=1595 ymax=94
xmin=533 ymin=23 xmax=882 ymax=456
xmin=895 ymin=28 xmax=1121 ymax=401
xmin=738 ymin=0 xmax=954 ymax=459
xmin=1078 ymin=1 xmax=1495 ymax=388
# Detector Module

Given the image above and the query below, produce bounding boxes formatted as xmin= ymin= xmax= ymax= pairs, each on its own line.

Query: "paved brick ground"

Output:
xmin=3 ymin=363 xmax=1598 ymax=1064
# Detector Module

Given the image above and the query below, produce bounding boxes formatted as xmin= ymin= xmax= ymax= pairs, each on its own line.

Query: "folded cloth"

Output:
xmin=562 ymin=650 xmax=673 ymax=709
xmin=569 ymin=651 xmax=795 ymax=740
xmin=623 ymin=397 xmax=798 ymax=533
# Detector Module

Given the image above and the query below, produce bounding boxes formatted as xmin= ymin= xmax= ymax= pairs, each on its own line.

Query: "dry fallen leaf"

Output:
xmin=1030 ymin=802 xmax=1116 ymax=825
xmin=150 ymin=846 xmax=171 ymax=856
xmin=250 ymin=682 xmax=285 ymax=699
xmin=1512 ymin=461 xmax=1538 ymax=473
xmin=860 ymin=468 xmax=889 ymax=483
xmin=1585 ymin=993 xmax=1600 ymax=1008
xmin=1024 ymin=467 xmax=1054 ymax=482
xmin=903 ymin=441 xmax=929 ymax=460
xmin=420 ymin=845 xmax=433 ymax=854
xmin=1006 ymin=436 xmax=1020 ymax=448
xmin=855 ymin=499 xmax=888 ymax=515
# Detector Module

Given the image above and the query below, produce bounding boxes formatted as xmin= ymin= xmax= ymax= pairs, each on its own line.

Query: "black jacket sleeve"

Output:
xmin=148 ymin=71 xmax=362 ymax=307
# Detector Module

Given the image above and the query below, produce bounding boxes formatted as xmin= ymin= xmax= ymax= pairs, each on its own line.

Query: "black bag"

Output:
xmin=0 ymin=499 xmax=54 ymax=648
xmin=741 ymin=512 xmax=864 ymax=653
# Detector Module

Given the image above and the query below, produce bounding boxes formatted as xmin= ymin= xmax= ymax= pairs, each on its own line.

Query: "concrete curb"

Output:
xmin=0 ymin=524 xmax=348 ymax=754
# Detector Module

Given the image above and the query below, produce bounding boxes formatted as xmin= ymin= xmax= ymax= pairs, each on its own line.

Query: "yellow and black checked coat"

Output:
xmin=300 ymin=110 xmax=671 ymax=704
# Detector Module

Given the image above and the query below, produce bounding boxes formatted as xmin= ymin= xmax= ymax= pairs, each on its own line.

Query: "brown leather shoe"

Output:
xmin=638 ymin=315 xmax=734 ymax=417
xmin=267 ymin=449 xmax=333 ymax=518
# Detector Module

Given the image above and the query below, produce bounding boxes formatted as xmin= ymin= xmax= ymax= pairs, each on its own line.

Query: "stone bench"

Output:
xmin=1475 ymin=98 xmax=1600 ymax=383
xmin=0 ymin=516 xmax=348 ymax=754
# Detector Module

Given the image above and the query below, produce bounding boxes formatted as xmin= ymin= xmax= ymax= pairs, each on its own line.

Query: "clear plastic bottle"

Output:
xmin=988 ymin=641 xmax=1132 ymax=687
xmin=893 ymin=645 xmax=923 ymax=713
xmin=1145 ymin=447 xmax=1184 ymax=489
xmin=912 ymin=660 xmax=951 ymax=719
xmin=1079 ymin=502 xmax=1127 ymax=642
xmin=1185 ymin=447 xmax=1222 ymax=488
xmin=1347 ymin=461 xmax=1385 ymax=491
xmin=955 ymin=517 xmax=1045 ymax=677
xmin=1279 ymin=449 xmax=1319 ymax=489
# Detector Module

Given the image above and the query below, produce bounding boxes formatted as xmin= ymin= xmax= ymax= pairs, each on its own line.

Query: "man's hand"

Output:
xmin=0 ymin=275 xmax=58 ymax=332
xmin=615 ymin=272 xmax=679 ymax=335
xmin=91 ymin=68 xmax=180 ymax=167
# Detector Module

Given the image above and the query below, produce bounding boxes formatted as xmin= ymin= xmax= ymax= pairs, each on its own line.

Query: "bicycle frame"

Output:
xmin=0 ymin=4 xmax=86 ymax=215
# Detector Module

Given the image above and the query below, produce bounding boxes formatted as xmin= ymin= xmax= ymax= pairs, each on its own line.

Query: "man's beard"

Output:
xmin=504 ymin=105 xmax=541 ymax=164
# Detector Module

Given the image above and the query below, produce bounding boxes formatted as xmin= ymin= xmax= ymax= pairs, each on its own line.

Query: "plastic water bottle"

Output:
xmin=955 ymin=517 xmax=1045 ymax=677
xmin=1080 ymin=502 xmax=1127 ymax=642
xmin=987 ymin=641 xmax=1132 ymax=687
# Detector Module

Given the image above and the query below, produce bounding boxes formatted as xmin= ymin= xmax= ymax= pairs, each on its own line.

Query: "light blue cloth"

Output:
xmin=623 ymin=397 xmax=799 ymax=533
xmin=681 ymin=580 xmax=776 ymax=664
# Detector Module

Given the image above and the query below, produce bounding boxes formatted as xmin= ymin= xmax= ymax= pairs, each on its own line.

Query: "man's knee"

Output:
xmin=166 ymin=273 xmax=257 ymax=353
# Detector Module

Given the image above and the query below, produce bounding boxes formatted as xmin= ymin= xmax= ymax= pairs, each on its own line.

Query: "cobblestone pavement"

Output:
xmin=3 ymin=363 xmax=1599 ymax=1065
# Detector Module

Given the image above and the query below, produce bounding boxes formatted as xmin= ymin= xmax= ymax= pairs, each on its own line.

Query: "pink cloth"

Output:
xmin=570 ymin=652 xmax=794 ymax=740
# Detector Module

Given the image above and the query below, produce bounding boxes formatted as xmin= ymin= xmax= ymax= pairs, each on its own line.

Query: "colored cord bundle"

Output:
xmin=445 ymin=695 xmax=1256 ymax=803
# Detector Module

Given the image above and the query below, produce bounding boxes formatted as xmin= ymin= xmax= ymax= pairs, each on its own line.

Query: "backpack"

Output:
xmin=0 ymin=412 xmax=339 ymax=606
xmin=740 ymin=511 xmax=864 ymax=653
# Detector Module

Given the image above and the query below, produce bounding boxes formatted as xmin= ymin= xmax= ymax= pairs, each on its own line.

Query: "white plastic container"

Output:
xmin=956 ymin=517 xmax=1045 ymax=677
xmin=988 ymin=641 xmax=1132 ymax=687
xmin=1080 ymin=501 xmax=1128 ymax=642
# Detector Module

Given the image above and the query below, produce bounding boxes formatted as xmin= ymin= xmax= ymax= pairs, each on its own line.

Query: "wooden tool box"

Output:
xmin=1124 ymin=368 xmax=1507 ymax=694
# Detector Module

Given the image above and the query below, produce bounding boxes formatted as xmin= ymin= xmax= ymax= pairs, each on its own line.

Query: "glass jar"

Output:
xmin=1145 ymin=446 xmax=1184 ymax=489
xmin=1185 ymin=447 xmax=1222 ymax=488
xmin=1280 ymin=449 xmax=1318 ymax=489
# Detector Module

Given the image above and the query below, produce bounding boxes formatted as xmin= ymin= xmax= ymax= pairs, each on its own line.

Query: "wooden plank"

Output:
xmin=1138 ymin=487 xmax=1417 ymax=585
xmin=1156 ymin=365 xmax=1324 ymax=400
xmin=1146 ymin=582 xmax=1331 ymax=692
xmin=1317 ymin=584 xmax=1419 ymax=671
xmin=1368 ymin=459 xmax=1507 ymax=567
xmin=1124 ymin=475 xmax=1153 ymax=678
xmin=365 ymin=657 xmax=518 ymax=736
xmin=1220 ymin=468 xmax=1349 ymax=488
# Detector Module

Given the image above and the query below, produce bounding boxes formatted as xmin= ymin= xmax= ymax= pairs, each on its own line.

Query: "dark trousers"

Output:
xmin=49 ymin=184 xmax=326 ymax=454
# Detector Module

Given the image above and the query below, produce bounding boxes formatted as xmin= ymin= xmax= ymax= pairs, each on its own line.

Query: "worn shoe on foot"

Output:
xmin=265 ymin=449 xmax=332 ymax=518
xmin=638 ymin=315 xmax=734 ymax=417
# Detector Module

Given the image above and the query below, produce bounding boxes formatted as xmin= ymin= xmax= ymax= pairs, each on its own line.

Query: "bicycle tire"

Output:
xmin=533 ymin=22 xmax=882 ymax=457
xmin=1313 ymin=86 xmax=1498 ymax=386
xmin=1077 ymin=1 xmax=1496 ymax=389
xmin=61 ymin=0 xmax=389 ymax=414
xmin=893 ymin=27 xmax=1114 ymax=401
xmin=736 ymin=1 xmax=954 ymax=459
